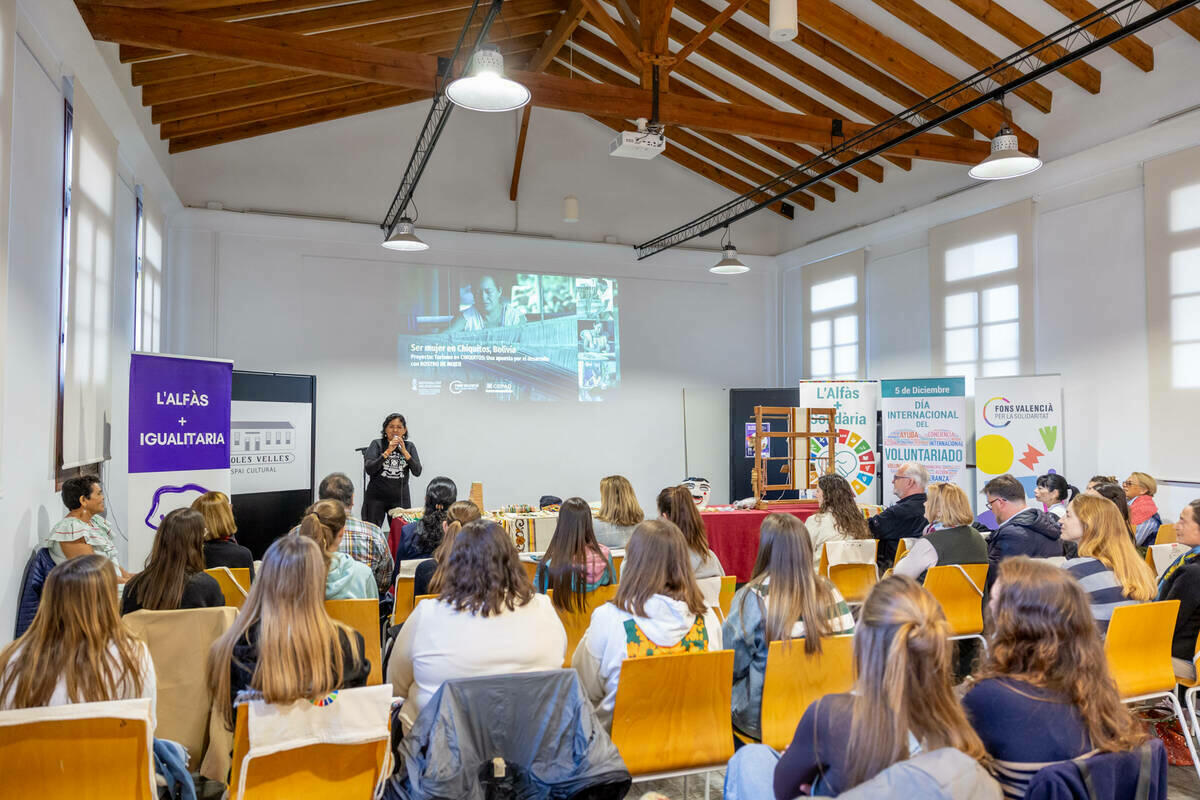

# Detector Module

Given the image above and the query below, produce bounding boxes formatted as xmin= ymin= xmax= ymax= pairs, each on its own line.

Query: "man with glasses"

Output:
xmin=982 ymin=474 xmax=1063 ymax=592
xmin=869 ymin=462 xmax=931 ymax=571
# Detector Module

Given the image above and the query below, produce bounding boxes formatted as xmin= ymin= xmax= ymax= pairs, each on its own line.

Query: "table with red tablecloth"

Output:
xmin=701 ymin=504 xmax=819 ymax=582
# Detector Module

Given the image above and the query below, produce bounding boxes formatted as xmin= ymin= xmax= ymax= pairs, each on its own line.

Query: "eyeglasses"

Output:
xmin=985 ymin=498 xmax=1002 ymax=509
xmin=1122 ymin=480 xmax=1137 ymax=488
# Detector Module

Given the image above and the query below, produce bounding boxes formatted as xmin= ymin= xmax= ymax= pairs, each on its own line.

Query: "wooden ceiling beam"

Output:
xmin=152 ymin=74 xmax=356 ymax=123
xmin=120 ymin=0 xmax=473 ymax=62
xmin=77 ymin=3 xmax=991 ymax=161
xmin=941 ymin=0 xmax=1101 ymax=94
xmin=1042 ymin=0 xmax=1153 ymax=71
xmin=1141 ymin=0 xmax=1200 ymax=43
xmin=579 ymin=0 xmax=642 ymax=70
xmin=130 ymin=1 xmax=563 ymax=85
xmin=667 ymin=0 xmax=750 ymax=71
xmin=571 ymin=28 xmax=868 ymax=187
xmin=612 ymin=0 xmax=641 ymax=41
xmin=685 ymin=0 xmax=974 ymax=140
xmin=640 ymin=0 xmax=674 ymax=55
xmin=870 ymin=0 xmax=1052 ymax=113
xmin=780 ymin=0 xmax=1036 ymax=150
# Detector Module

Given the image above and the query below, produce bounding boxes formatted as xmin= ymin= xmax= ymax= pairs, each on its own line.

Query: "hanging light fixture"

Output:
xmin=710 ymin=228 xmax=749 ymax=274
xmin=382 ymin=216 xmax=429 ymax=251
xmin=446 ymin=44 xmax=530 ymax=113
xmin=768 ymin=0 xmax=798 ymax=41
xmin=563 ymin=195 xmax=580 ymax=223
xmin=969 ymin=126 xmax=1042 ymax=180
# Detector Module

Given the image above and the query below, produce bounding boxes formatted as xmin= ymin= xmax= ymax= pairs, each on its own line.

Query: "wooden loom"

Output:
xmin=750 ymin=406 xmax=838 ymax=510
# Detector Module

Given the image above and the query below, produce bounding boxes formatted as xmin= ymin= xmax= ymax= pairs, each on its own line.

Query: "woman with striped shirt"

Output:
xmin=963 ymin=557 xmax=1147 ymax=799
xmin=1060 ymin=493 xmax=1156 ymax=635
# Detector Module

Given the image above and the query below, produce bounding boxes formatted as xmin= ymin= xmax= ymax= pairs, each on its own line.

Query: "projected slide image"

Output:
xmin=398 ymin=268 xmax=620 ymax=402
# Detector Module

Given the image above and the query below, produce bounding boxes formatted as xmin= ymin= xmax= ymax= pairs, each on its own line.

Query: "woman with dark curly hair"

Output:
xmin=395 ymin=476 xmax=457 ymax=561
xmin=387 ymin=520 xmax=566 ymax=733
xmin=361 ymin=413 xmax=423 ymax=527
xmin=805 ymin=474 xmax=869 ymax=555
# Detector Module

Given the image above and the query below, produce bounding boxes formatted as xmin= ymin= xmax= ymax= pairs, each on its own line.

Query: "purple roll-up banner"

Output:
xmin=127 ymin=353 xmax=233 ymax=568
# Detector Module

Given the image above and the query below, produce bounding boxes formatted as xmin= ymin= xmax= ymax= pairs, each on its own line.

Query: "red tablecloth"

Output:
xmin=702 ymin=504 xmax=819 ymax=582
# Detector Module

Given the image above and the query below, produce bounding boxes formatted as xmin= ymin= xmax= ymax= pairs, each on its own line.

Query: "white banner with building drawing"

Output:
xmin=230 ymin=400 xmax=313 ymax=495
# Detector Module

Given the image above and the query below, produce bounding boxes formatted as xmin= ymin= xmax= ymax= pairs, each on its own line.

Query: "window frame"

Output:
xmin=800 ymin=249 xmax=867 ymax=381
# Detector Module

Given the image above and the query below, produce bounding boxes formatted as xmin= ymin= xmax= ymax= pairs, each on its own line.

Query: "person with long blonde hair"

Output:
xmin=297 ymin=499 xmax=378 ymax=600
xmin=725 ymin=575 xmax=991 ymax=798
xmin=1060 ymin=494 xmax=1156 ymax=634
xmin=1 ymin=556 xmax=156 ymax=725
xmin=121 ymin=508 xmax=224 ymax=614
xmin=894 ymin=482 xmax=988 ymax=581
xmin=192 ymin=490 xmax=254 ymax=577
xmin=574 ymin=519 xmax=723 ymax=730
xmin=413 ymin=500 xmax=481 ymax=596
xmin=723 ymin=514 xmax=854 ymax=740
xmin=593 ymin=475 xmax=644 ymax=548
xmin=805 ymin=474 xmax=869 ymax=555
xmin=656 ymin=485 xmax=722 ymax=579
xmin=965 ymin=557 xmax=1147 ymax=798
xmin=208 ymin=535 xmax=368 ymax=729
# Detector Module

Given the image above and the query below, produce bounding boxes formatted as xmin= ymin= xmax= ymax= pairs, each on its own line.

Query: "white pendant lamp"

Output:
xmin=711 ymin=228 xmax=750 ymax=274
xmin=968 ymin=126 xmax=1043 ymax=180
xmin=563 ymin=195 xmax=580 ymax=223
xmin=382 ymin=217 xmax=429 ymax=251
xmin=769 ymin=0 xmax=799 ymax=41
xmin=446 ymin=44 xmax=531 ymax=113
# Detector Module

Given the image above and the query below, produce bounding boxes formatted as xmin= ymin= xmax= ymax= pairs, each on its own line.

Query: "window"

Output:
xmin=134 ymin=188 xmax=162 ymax=352
xmin=930 ymin=201 xmax=1034 ymax=393
xmin=799 ymin=250 xmax=866 ymax=380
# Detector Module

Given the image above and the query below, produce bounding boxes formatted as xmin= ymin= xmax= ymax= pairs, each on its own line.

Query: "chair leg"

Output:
xmin=705 ymin=770 xmax=711 ymax=800
xmin=1187 ymin=687 xmax=1200 ymax=746
xmin=682 ymin=772 xmax=688 ymax=800
xmin=1165 ymin=690 xmax=1200 ymax=780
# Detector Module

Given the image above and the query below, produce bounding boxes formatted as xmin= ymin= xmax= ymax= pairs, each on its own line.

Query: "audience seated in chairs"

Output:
xmin=723 ymin=513 xmax=854 ymax=742
xmin=2 ymin=555 xmax=156 ymax=721
xmin=868 ymin=462 xmax=930 ymax=572
xmin=963 ymin=557 xmax=1149 ymax=799
xmin=1060 ymin=494 xmax=1156 ymax=635
xmin=656 ymin=485 xmax=723 ymax=580
xmin=1159 ymin=498 xmax=1200 ymax=680
xmin=44 ymin=474 xmax=132 ymax=582
xmin=1087 ymin=481 xmax=1138 ymax=548
xmin=1035 ymin=473 xmax=1078 ymax=520
xmin=387 ymin=520 xmax=566 ymax=734
xmin=412 ymin=500 xmax=480 ymax=597
xmin=1125 ymin=472 xmax=1163 ymax=546
xmin=724 ymin=574 xmax=992 ymax=799
xmin=535 ymin=497 xmax=617 ymax=611
xmin=191 ymin=490 xmax=255 ymax=580
xmin=394 ymin=476 xmax=457 ymax=562
xmin=122 ymin=509 xmax=225 ymax=615
xmin=207 ymin=535 xmax=369 ymax=729
xmin=592 ymin=474 xmax=644 ymax=550
xmin=805 ymin=474 xmax=870 ymax=556
xmin=982 ymin=474 xmax=1063 ymax=593
xmin=894 ymin=482 xmax=988 ymax=582
xmin=573 ymin=518 xmax=723 ymax=730
xmin=298 ymin=500 xmax=378 ymax=601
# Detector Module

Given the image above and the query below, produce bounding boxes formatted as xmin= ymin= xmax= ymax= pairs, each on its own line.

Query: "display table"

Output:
xmin=701 ymin=505 xmax=819 ymax=582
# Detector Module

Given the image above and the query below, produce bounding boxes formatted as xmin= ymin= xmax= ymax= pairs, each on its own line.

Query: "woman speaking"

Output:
xmin=362 ymin=413 xmax=423 ymax=528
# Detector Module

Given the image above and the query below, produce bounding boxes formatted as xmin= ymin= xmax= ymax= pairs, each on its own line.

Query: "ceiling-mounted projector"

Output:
xmin=610 ymin=118 xmax=666 ymax=159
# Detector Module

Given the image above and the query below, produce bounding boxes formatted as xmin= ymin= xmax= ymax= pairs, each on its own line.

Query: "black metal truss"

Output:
xmin=634 ymin=0 xmax=1200 ymax=260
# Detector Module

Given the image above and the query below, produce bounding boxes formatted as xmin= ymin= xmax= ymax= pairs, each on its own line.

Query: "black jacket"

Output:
xmin=363 ymin=438 xmax=423 ymax=509
xmin=121 ymin=571 xmax=226 ymax=615
xmin=986 ymin=508 xmax=1063 ymax=592
xmin=1163 ymin=561 xmax=1200 ymax=661
xmin=868 ymin=492 xmax=928 ymax=571
xmin=203 ymin=538 xmax=256 ymax=580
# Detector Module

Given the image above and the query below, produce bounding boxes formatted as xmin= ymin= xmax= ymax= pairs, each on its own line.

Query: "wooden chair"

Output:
xmin=922 ymin=564 xmax=988 ymax=647
xmin=1178 ymin=632 xmax=1200 ymax=747
xmin=391 ymin=575 xmax=416 ymax=626
xmin=610 ymin=650 xmax=734 ymax=791
xmin=759 ymin=635 xmax=855 ymax=751
xmin=414 ymin=594 xmax=437 ymax=606
xmin=325 ymin=599 xmax=383 ymax=686
xmin=1105 ymin=601 xmax=1200 ymax=777
xmin=892 ymin=537 xmax=916 ymax=569
xmin=548 ymin=584 xmax=618 ymax=667
xmin=1156 ymin=523 xmax=1177 ymax=544
xmin=206 ymin=566 xmax=250 ymax=610
xmin=520 ymin=559 xmax=540 ymax=582
xmin=1145 ymin=543 xmax=1189 ymax=578
xmin=228 ymin=687 xmax=391 ymax=800
xmin=0 ymin=698 xmax=156 ymax=800
xmin=717 ymin=575 xmax=736 ymax=620
xmin=613 ymin=554 xmax=624 ymax=576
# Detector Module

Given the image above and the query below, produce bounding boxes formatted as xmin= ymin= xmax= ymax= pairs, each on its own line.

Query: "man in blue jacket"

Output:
xmin=982 ymin=474 xmax=1063 ymax=592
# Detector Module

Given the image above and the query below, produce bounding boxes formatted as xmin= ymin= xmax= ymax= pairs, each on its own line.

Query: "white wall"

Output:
xmin=166 ymin=209 xmax=776 ymax=517
xmin=778 ymin=105 xmax=1200 ymax=521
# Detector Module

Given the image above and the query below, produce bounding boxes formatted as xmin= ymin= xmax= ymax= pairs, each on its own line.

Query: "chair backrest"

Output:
xmin=829 ymin=563 xmax=878 ymax=604
xmin=548 ymin=584 xmax=619 ymax=666
xmin=520 ymin=559 xmax=539 ymax=582
xmin=610 ymin=650 xmax=734 ymax=775
xmin=124 ymin=606 xmax=238 ymax=770
xmin=1146 ymin=543 xmax=1190 ymax=578
xmin=822 ymin=539 xmax=878 ymax=574
xmin=1156 ymin=523 xmax=1177 ymax=544
xmin=760 ymin=635 xmax=855 ymax=750
xmin=229 ymin=686 xmax=391 ymax=800
xmin=613 ymin=554 xmax=624 ymax=576
xmin=414 ymin=594 xmax=437 ymax=606
xmin=922 ymin=565 xmax=985 ymax=637
xmin=718 ymin=575 xmax=736 ymax=619
xmin=324 ymin=599 xmax=382 ymax=686
xmin=0 ymin=698 xmax=156 ymax=800
xmin=391 ymin=575 xmax=415 ymax=625
xmin=1104 ymin=600 xmax=1181 ymax=698
xmin=206 ymin=567 xmax=249 ymax=610
xmin=892 ymin=537 xmax=916 ymax=568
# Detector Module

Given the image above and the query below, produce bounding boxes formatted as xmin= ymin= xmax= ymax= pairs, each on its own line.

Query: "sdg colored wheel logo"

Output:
xmin=808 ymin=429 xmax=876 ymax=496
